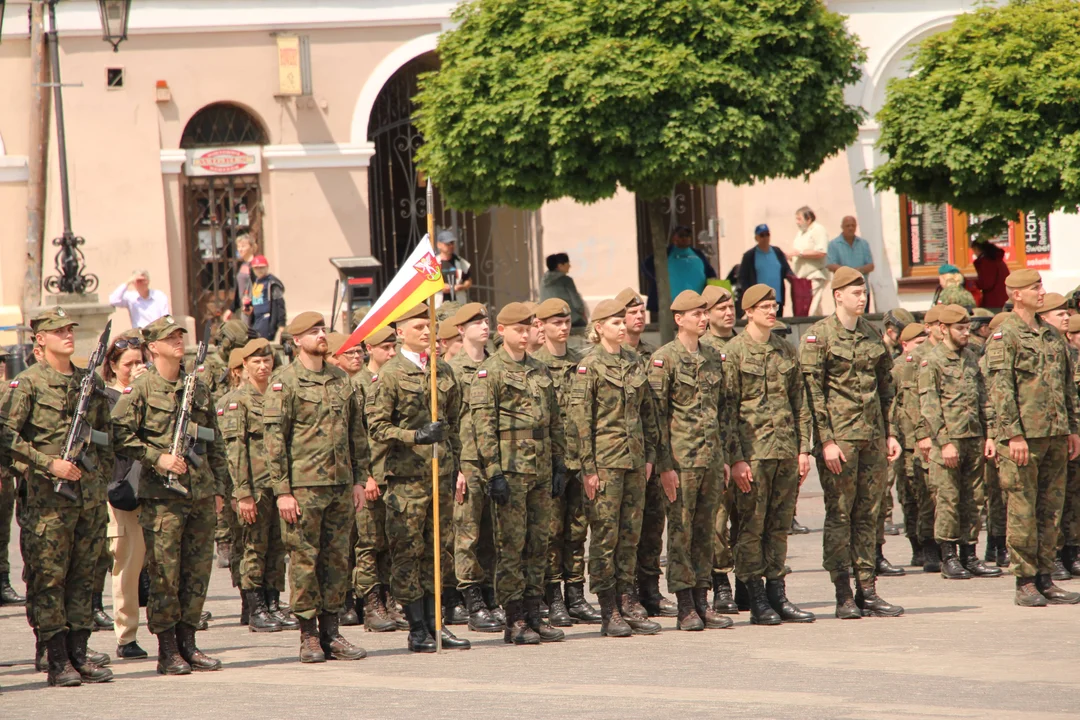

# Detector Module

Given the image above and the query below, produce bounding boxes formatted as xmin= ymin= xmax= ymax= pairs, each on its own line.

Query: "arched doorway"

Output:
xmin=180 ymin=102 xmax=267 ymax=329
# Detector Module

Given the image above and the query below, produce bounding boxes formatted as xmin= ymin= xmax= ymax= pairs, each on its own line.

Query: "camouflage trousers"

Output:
xmin=0 ymin=472 xmax=14 ymax=573
xmin=141 ymin=497 xmax=216 ymax=634
xmin=929 ymin=438 xmax=985 ymax=544
xmin=546 ymin=471 xmax=588 ymax=586
xmin=998 ymin=436 xmax=1067 ymax=578
xmin=733 ymin=459 xmax=799 ymax=582
xmin=584 ymin=467 xmax=646 ymax=595
xmin=239 ymin=491 xmax=286 ymax=592
xmin=876 ymin=457 xmax=899 ymax=545
xmin=896 ymin=451 xmax=934 ymax=541
xmin=280 ymin=485 xmax=352 ymax=620
xmin=20 ymin=503 xmax=107 ymax=641
xmin=491 ymin=472 xmax=551 ymax=605
xmin=664 ymin=466 xmax=720 ymax=593
xmin=818 ymin=438 xmax=887 ymax=584
xmin=1057 ymin=458 xmax=1080 ymax=551
xmin=454 ymin=463 xmax=496 ymax=590
xmin=985 ymin=458 xmax=1007 ymax=538
xmin=93 ymin=526 xmax=112 ymax=594
xmin=221 ymin=499 xmax=242 ymax=588
xmin=637 ymin=476 xmax=666 ymax=578
xmin=384 ymin=477 xmax=441 ymax=606
xmin=353 ymin=492 xmax=392 ymax=597
xmin=712 ymin=480 xmax=738 ymax=576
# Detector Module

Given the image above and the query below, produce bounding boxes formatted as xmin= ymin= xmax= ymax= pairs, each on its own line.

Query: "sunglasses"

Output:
xmin=113 ymin=337 xmax=143 ymax=350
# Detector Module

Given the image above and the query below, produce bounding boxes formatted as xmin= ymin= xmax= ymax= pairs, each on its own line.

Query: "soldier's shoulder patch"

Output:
xmin=122 ymin=386 xmax=132 ymax=394
xmin=216 ymin=408 xmax=224 ymax=416
xmin=8 ymin=380 xmax=17 ymax=388
xmin=371 ymin=374 xmax=379 ymax=382
xmin=720 ymin=353 xmax=726 ymax=362
xmin=197 ymin=365 xmax=205 ymax=373
xmin=477 ymin=370 xmax=487 ymax=378
xmin=805 ymin=335 xmax=817 ymax=343
xmin=652 ymin=359 xmax=664 ymax=367
xmin=992 ymin=331 xmax=1003 ymax=340
xmin=906 ymin=355 xmax=913 ymax=363
xmin=921 ymin=360 xmax=928 ymax=367
xmin=577 ymin=366 xmax=587 ymax=374
xmin=228 ymin=402 xmax=238 ymax=411
xmin=272 ymin=383 xmax=283 ymax=391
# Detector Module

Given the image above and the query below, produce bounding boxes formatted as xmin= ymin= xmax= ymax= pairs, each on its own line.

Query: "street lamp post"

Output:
xmin=98 ymin=0 xmax=130 ymax=52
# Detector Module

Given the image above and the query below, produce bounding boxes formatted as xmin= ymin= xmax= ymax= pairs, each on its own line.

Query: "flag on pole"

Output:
xmin=335 ymin=235 xmax=444 ymax=355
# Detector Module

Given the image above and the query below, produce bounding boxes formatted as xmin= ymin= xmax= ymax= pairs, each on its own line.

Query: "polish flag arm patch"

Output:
xmin=653 ymin=359 xmax=664 ymax=367
xmin=8 ymin=380 xmax=17 ymax=388
xmin=906 ymin=355 xmax=913 ymax=363
xmin=272 ymin=383 xmax=283 ymax=391
xmin=122 ymin=386 xmax=132 ymax=394
xmin=477 ymin=370 xmax=487 ymax=378
xmin=921 ymin=360 xmax=928 ymax=367
xmin=577 ymin=366 xmax=587 ymax=374
xmin=993 ymin=331 xmax=1003 ymax=340
xmin=720 ymin=353 xmax=726 ymax=362
xmin=371 ymin=374 xmax=378 ymax=382
xmin=216 ymin=408 xmax=224 ymax=416
xmin=228 ymin=402 xmax=238 ymax=411
xmin=805 ymin=335 xmax=817 ymax=343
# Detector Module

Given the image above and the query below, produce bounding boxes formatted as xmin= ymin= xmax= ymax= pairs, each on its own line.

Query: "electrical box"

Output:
xmin=329 ymin=256 xmax=382 ymax=330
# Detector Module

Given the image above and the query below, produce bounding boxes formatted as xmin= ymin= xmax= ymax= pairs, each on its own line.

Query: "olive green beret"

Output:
xmin=437 ymin=322 xmax=461 ymax=341
xmin=1005 ymin=268 xmax=1041 ymax=289
xmin=670 ymin=290 xmax=706 ymax=313
xmin=923 ymin=305 xmax=941 ymax=324
xmin=989 ymin=312 xmax=1011 ymax=330
xmin=831 ymin=266 xmax=865 ymax=291
xmin=448 ymin=302 xmax=487 ymax=327
xmin=972 ymin=308 xmax=994 ymax=318
xmin=899 ymin=323 xmax=927 ymax=342
xmin=238 ymin=338 xmax=271 ymax=362
xmin=393 ymin=303 xmax=429 ymax=325
xmin=142 ymin=315 xmax=187 ymax=342
xmin=702 ymin=285 xmax=733 ymax=309
xmin=590 ymin=299 xmax=626 ymax=324
xmin=536 ymin=298 xmax=572 ymax=320
xmin=364 ymin=326 xmax=395 ymax=346
xmin=285 ymin=311 xmax=325 ymax=336
xmin=496 ymin=302 xmax=535 ymax=325
xmin=1039 ymin=292 xmax=1066 ymax=314
xmin=615 ymin=287 xmax=644 ymax=308
xmin=740 ymin=284 xmax=776 ymax=312
xmin=30 ymin=306 xmax=79 ymax=333
xmin=326 ymin=332 xmax=349 ymax=355
xmin=228 ymin=348 xmax=246 ymax=370
xmin=937 ymin=304 xmax=970 ymax=324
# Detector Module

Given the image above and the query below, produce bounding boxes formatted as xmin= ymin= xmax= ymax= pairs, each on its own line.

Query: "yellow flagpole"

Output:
xmin=426 ymin=178 xmax=442 ymax=653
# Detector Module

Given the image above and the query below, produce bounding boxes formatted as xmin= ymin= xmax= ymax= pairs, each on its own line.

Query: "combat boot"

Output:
xmin=618 ymin=591 xmax=661 ymax=635
xmin=35 ymin=631 xmax=47 ymax=672
xmin=0 ymin=572 xmax=25 ymax=605
xmin=1035 ymin=574 xmax=1080 ymax=605
xmin=46 ymin=632 xmax=81 ymax=687
xmin=362 ymin=587 xmax=397 ymax=633
xmin=789 ymin=516 xmax=811 ymax=535
xmin=833 ymin=573 xmax=861 ymax=620
xmin=318 ymin=612 xmax=367 ymax=659
xmin=156 ymin=629 xmax=192 ymax=675
xmin=503 ymin=600 xmax=540 ymax=645
xmin=545 ymin=583 xmax=574 ymax=628
xmin=91 ymin=592 xmax=114 ymax=631
xmin=298 ymin=616 xmax=327 ymax=662
xmin=994 ymin=536 xmax=1010 ymax=567
xmin=1066 ymin=546 xmax=1080 ymax=577
xmin=747 ymin=577 xmax=782 ymax=626
xmin=215 ymin=541 xmax=231 ymax=569
xmin=426 ymin=595 xmax=471 ymax=649
xmin=638 ymin=571 xmax=678 ymax=618
xmin=384 ymin=586 xmax=409 ymax=630
xmin=712 ymin=573 xmax=739 ymax=614
xmin=960 ymin=544 xmax=1002 ymax=577
xmin=176 ymin=622 xmax=222 ymax=671
xmin=908 ymin=536 xmax=924 ymax=567
xmin=675 ymin=589 xmax=704 ymax=631
xmin=765 ymin=578 xmax=815 ymax=623
xmin=463 ymin=585 xmax=501 ymax=633
xmin=339 ymin=590 xmax=360 ymax=626
xmin=854 ymin=578 xmax=904 ymax=617
xmin=443 ymin=587 xmax=469 ymax=625
xmin=1052 ymin=555 xmax=1072 ymax=582
xmin=734 ymin=577 xmax=751 ymax=611
xmin=86 ymin=645 xmax=111 ymax=667
xmin=245 ymin=589 xmax=283 ymax=632
xmin=1014 ymin=576 xmax=1048 ymax=607
xmin=876 ymin=544 xmax=906 ymax=576
xmin=239 ymin=589 xmax=250 ymax=626
xmin=922 ymin=538 xmax=942 ymax=573
xmin=265 ymin=589 xmax=299 ymax=630
xmin=197 ymin=610 xmax=212 ymax=630
xmin=524 ymin=596 xmax=565 ymax=642
xmin=564 ymin=581 xmax=602 ymax=624
xmin=480 ymin=586 xmax=504 ymax=625
xmin=939 ymin=542 xmax=972 ymax=579
xmin=66 ymin=629 xmax=113 ymax=683
xmin=691 ymin=587 xmax=732 ymax=629
xmin=983 ymin=536 xmax=996 ymax=563
xmin=597 ymin=590 xmax=632 ymax=637
xmin=402 ymin=599 xmax=435 ymax=652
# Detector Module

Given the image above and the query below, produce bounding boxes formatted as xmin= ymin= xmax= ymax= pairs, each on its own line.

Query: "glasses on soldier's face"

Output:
xmin=113 ymin=337 xmax=143 ymax=350
xmin=340 ymin=349 xmax=363 ymax=358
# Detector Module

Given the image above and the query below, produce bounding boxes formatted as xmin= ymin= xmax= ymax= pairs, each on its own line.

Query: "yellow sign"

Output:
xmin=277 ymin=35 xmax=302 ymax=96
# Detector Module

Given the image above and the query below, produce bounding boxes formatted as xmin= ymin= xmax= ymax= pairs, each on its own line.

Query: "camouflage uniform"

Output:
xmin=979 ymin=352 xmax=1007 ymax=542
xmin=701 ymin=332 xmax=738 ymax=580
xmin=351 ymin=367 xmax=390 ymax=599
xmin=0 ymin=464 xmax=14 ymax=577
xmin=1061 ymin=345 xmax=1080 ymax=553
xmin=890 ymin=353 xmax=934 ymax=544
xmin=203 ymin=330 xmax=246 ymax=573
xmin=472 ymin=348 xmax=565 ymax=605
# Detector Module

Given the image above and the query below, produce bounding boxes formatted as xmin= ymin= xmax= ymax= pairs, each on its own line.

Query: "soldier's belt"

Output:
xmin=499 ymin=428 xmax=549 ymax=441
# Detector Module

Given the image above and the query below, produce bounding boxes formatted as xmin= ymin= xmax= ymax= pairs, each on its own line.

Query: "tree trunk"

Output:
xmin=648 ymin=198 xmax=675 ymax=344
xmin=23 ymin=1 xmax=50 ymax=318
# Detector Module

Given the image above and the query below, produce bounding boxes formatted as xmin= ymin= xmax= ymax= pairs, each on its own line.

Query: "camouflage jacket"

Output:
xmin=111 ymin=365 xmax=229 ymax=501
xmin=263 ymin=361 xmax=367 ymax=494
xmin=365 ymin=352 xmax=461 ymax=481
xmin=800 ymin=315 xmax=896 ymax=445
xmin=985 ymin=313 xmax=1079 ymax=440
xmin=918 ymin=342 xmax=987 ymax=451
xmin=199 ymin=350 xmax=231 ymax=406
xmin=448 ymin=350 xmax=488 ymax=467
xmin=471 ymin=347 xmax=566 ymax=478
xmin=570 ymin=345 xmax=664 ymax=475
xmin=0 ymin=362 xmax=111 ymax=508
xmin=625 ymin=337 xmax=658 ymax=365
xmin=217 ymin=384 xmax=272 ymax=500
xmin=531 ymin=345 xmax=583 ymax=471
xmin=968 ymin=334 xmax=986 ymax=358
xmin=699 ymin=331 xmax=734 ymax=354
xmin=350 ymin=368 xmax=377 ymax=482
xmin=889 ymin=353 xmax=922 ymax=450
xmin=724 ymin=332 xmax=811 ymax=464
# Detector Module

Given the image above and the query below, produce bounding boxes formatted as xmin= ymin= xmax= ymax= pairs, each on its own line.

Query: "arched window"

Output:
xmin=180 ymin=103 xmax=267 ymax=148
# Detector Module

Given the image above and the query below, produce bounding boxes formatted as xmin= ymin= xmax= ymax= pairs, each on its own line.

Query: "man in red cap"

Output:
xmin=249 ymin=255 xmax=286 ymax=342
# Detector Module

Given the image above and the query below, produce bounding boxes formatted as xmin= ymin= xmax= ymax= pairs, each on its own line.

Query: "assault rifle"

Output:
xmin=162 ymin=322 xmax=215 ymax=497
xmin=56 ymin=320 xmax=112 ymax=501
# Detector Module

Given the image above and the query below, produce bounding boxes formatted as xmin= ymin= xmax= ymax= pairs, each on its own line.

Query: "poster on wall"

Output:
xmin=185 ymin=145 xmax=262 ymax=177
xmin=1023 ymin=212 xmax=1051 ymax=270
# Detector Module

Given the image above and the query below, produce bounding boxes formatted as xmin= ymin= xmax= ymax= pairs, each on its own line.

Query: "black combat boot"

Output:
xmin=833 ymin=572 xmax=861 ymax=620
xmin=239 ymin=589 xmax=250 ymax=626
xmin=692 ymin=587 xmax=733 ymax=629
xmin=544 ymin=583 xmax=574 ymax=628
xmin=983 ymin=536 xmax=996 ymax=563
xmin=175 ymin=622 xmax=222 ymax=671
xmin=156 ymin=629 xmax=192 ymax=675
xmin=462 ymin=585 xmax=501 ymax=633
xmin=854 ymin=578 xmax=904 ymax=617
xmin=503 ymin=600 xmax=540 ymax=645
xmin=994 ymin=536 xmax=1010 ymax=567
xmin=245 ymin=589 xmax=283 ymax=632
xmin=675 ymin=589 xmax=704 ymax=631
xmin=362 ymin=587 xmax=396 ymax=633
xmin=403 ymin=599 xmax=436 ymax=652
xmin=86 ymin=645 xmax=111 ymax=667
xmin=638 ymin=572 xmax=678 ymax=618
xmin=298 ymin=616 xmax=327 ymax=662
xmin=876 ymin=544 xmax=906 ymax=576
xmin=597 ymin=590 xmax=632 ymax=638
xmin=734 ymin=577 xmax=751 ymax=611
xmin=1014 ymin=576 xmax=1048 ymax=607
xmin=564 ymin=581 xmax=602 ymax=624
xmin=712 ymin=573 xmax=739 ymax=614
xmin=66 ymin=629 xmax=113 ymax=683
xmin=1052 ymin=555 xmax=1072 ymax=582
xmin=747 ymin=577 xmax=782 ymax=626
xmin=481 ymin=586 xmax=504 ymax=625
xmin=922 ymin=538 xmax=942 ymax=573
xmin=908 ymin=536 xmax=924 ymax=567
xmin=524 ymin=596 xmax=565 ymax=642
xmin=443 ymin=587 xmax=470 ymax=625
xmin=318 ymin=612 xmax=367 ymax=659
xmin=939 ymin=542 xmax=972 ymax=579
xmin=426 ymin=595 xmax=471 ymax=649
xmin=35 ymin=631 xmax=47 ymax=672
xmin=789 ymin=516 xmax=811 ymax=535
xmin=765 ymin=578 xmax=815 ymax=623
xmin=339 ymin=590 xmax=360 ymax=626
xmin=91 ymin=592 xmax=114 ymax=631
xmin=1035 ymin=574 xmax=1080 ymax=605
xmin=265 ymin=589 xmax=299 ymax=630
xmin=0 ymin=572 xmax=25 ymax=605
xmin=960 ymin=544 xmax=1002 ymax=577
xmin=618 ymin=591 xmax=661 ymax=635
xmin=1066 ymin=546 xmax=1080 ymax=577
xmin=46 ymin=632 xmax=81 ymax=687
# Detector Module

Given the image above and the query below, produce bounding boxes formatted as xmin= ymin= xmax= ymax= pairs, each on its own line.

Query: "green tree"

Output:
xmin=416 ymin=0 xmax=865 ymax=339
xmin=870 ymin=0 xmax=1080 ymax=238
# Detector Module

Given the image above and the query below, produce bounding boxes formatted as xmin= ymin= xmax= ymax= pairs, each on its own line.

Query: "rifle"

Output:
xmin=162 ymin=322 xmax=215 ymax=497
xmin=56 ymin=320 xmax=113 ymax=501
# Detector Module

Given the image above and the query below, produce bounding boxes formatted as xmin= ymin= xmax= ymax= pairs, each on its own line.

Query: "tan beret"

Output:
xmin=496 ymin=302 xmax=535 ymax=325
xmin=238 ymin=338 xmax=271 ymax=362
xmin=989 ymin=312 xmax=1011 ymax=330
xmin=394 ymin=303 xmax=429 ymax=324
xmin=1039 ymin=292 xmax=1066 ymax=314
xmin=590 ymin=299 xmax=626 ymax=324
xmin=1005 ymin=268 xmax=1041 ymax=289
xmin=1069 ymin=315 xmax=1080 ymax=334
xmin=364 ymin=326 xmax=395 ymax=346
xmin=615 ymin=287 xmax=644 ymax=308
xmin=741 ymin=283 xmax=776 ymax=311
xmin=227 ymin=348 xmax=245 ymax=370
xmin=326 ymin=332 xmax=349 ymax=355
xmin=831 ymin=266 xmax=866 ymax=291
xmin=972 ymin=308 xmax=994 ymax=318
xmin=536 ymin=298 xmax=572 ymax=320
xmin=937 ymin=304 xmax=970 ymax=324
xmin=448 ymin=302 xmax=487 ymax=327
xmin=899 ymin=323 xmax=927 ymax=343
xmin=702 ymin=285 xmax=733 ymax=309
xmin=286 ymin=311 xmax=325 ymax=336
xmin=670 ymin=290 xmax=706 ymax=313
xmin=437 ymin=322 xmax=461 ymax=341
xmin=923 ymin=305 xmax=941 ymax=324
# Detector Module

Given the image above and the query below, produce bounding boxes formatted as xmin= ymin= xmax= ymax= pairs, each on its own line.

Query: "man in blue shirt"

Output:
xmin=643 ymin=226 xmax=717 ymax=314
xmin=738 ymin=224 xmax=794 ymax=315
xmin=826 ymin=217 xmax=875 ymax=310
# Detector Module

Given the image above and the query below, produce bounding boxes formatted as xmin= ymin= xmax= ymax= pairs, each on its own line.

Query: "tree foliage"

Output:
xmin=870 ymin=0 xmax=1080 ymax=237
xmin=414 ymin=0 xmax=867 ymax=210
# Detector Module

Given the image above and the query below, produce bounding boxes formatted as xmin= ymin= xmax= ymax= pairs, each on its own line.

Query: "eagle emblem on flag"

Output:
xmin=413 ymin=253 xmax=442 ymax=282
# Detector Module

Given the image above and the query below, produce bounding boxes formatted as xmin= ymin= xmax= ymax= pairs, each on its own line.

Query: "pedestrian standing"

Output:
xmin=108 ymin=270 xmax=171 ymax=328
xmin=971 ymin=241 xmax=1010 ymax=309
xmin=540 ymin=254 xmax=588 ymax=328
xmin=1062 ymin=314 xmax=1080 ymax=576
xmin=436 ymin=229 xmax=473 ymax=305
xmin=0 ymin=347 xmax=26 ymax=608
xmin=789 ymin=207 xmax=830 ymax=315
xmin=249 ymin=256 xmax=287 ymax=342
xmin=738 ymin=225 xmax=794 ymax=315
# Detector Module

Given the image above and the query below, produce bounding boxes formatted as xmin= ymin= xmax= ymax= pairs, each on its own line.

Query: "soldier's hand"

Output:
xmin=916 ymin=438 xmax=931 ymax=463
xmin=277 ymin=493 xmax=301 ymax=524
xmin=455 ymin=472 xmax=467 ymax=504
xmin=486 ymin=473 xmax=510 ymax=506
xmin=214 ymin=495 xmax=225 ymax=514
xmin=732 ymin=461 xmax=753 ymax=493
xmin=724 ymin=464 xmax=731 ymax=486
xmin=1008 ymin=435 xmax=1030 ymax=467
xmin=645 ymin=462 xmax=653 ymax=481
xmin=941 ymin=442 xmax=959 ymax=468
xmin=984 ymin=439 xmax=997 ymax=460
xmin=237 ymin=496 xmax=257 ymax=524
xmin=48 ymin=459 xmax=82 ymax=482
xmin=822 ymin=441 xmax=846 ymax=475
xmin=156 ymin=453 xmax=187 ymax=476
xmin=583 ymin=473 xmax=600 ymax=500
xmin=798 ymin=453 xmax=811 ymax=485
xmin=659 ymin=470 xmax=680 ymax=503
xmin=1069 ymin=434 xmax=1080 ymax=461
xmin=353 ymin=483 xmax=366 ymax=512
xmin=886 ymin=436 xmax=902 ymax=463
xmin=414 ymin=421 xmax=447 ymax=445
xmin=364 ymin=476 xmax=381 ymax=503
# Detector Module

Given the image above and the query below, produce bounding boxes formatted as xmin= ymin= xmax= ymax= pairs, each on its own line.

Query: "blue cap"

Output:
xmin=754 ymin=224 xmax=770 ymax=236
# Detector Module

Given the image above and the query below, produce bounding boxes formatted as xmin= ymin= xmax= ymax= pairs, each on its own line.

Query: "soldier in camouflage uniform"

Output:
xmin=979 ymin=311 xmax=1012 ymax=568
xmin=472 ymin=302 xmax=568 ymax=645
xmin=1062 ymin=314 xmax=1080 ymax=576
xmin=0 ymin=347 xmax=26 ymax=608
xmin=571 ymin=299 xmax=666 ymax=637
xmin=263 ymin=311 xmax=368 ymax=662
xmin=911 ymin=304 xmax=945 ymax=571
xmin=801 ymin=268 xmax=904 ymax=619
xmin=985 ymin=270 xmax=1080 ymax=605
xmin=725 ymin=285 xmax=815 ymax=625
xmin=0 ymin=308 xmax=114 ymax=686
xmin=917 ymin=305 xmax=1000 ymax=580
xmin=365 ymin=303 xmax=469 ymax=653
xmin=968 ymin=309 xmax=994 ymax=356
xmin=648 ymin=290 xmax=734 ymax=632
xmin=880 ymin=310 xmax=916 ymax=546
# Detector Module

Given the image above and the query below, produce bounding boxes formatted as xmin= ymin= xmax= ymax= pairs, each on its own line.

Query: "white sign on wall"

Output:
xmin=185 ymin=145 xmax=262 ymax=176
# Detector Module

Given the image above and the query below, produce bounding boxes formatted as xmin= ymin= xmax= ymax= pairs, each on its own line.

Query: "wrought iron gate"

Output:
xmin=635 ymin=183 xmax=719 ymax=296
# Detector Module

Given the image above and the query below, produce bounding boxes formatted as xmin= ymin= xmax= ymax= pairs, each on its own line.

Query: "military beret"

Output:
xmin=352 ymin=307 xmax=369 ymax=328
xmin=496 ymin=302 xmax=535 ymax=325
xmin=142 ymin=315 xmax=187 ymax=342
xmin=670 ymin=290 xmax=706 ymax=313
xmin=740 ymin=283 xmax=776 ymax=311
xmin=30 ymin=306 xmax=79 ymax=333
xmin=899 ymin=323 xmax=927 ymax=343
xmin=702 ymin=285 xmax=733 ymax=309
xmin=326 ymin=332 xmax=349 ymax=355
xmin=972 ymin=308 xmax=994 ymax=318
xmin=1005 ymin=268 xmax=1041 ymax=289
xmin=228 ymin=348 xmax=246 ymax=370
xmin=393 ymin=303 xmax=429 ymax=325
xmin=448 ymin=302 xmax=487 ymax=327
xmin=831 ymin=266 xmax=865 ymax=291
xmin=437 ymin=322 xmax=461 ymax=341
xmin=435 ymin=301 xmax=462 ymax=323
xmin=536 ymin=298 xmax=572 ymax=320
xmin=218 ymin=318 xmax=249 ymax=346
xmin=1039 ymin=292 xmax=1067 ymax=314
xmin=238 ymin=338 xmax=271 ymax=362
xmin=989 ymin=312 xmax=1011 ymax=330
xmin=937 ymin=304 xmax=970 ymax=324
xmin=522 ymin=301 xmax=539 ymax=314
xmin=938 ymin=264 xmax=960 ymax=276
xmin=590 ymin=299 xmax=626 ymax=324
xmin=286 ymin=311 xmax=325 ymax=336
xmin=364 ymin=326 xmax=395 ymax=346
xmin=615 ymin=287 xmax=644 ymax=308
xmin=883 ymin=308 xmax=915 ymax=329
xmin=923 ymin=305 xmax=941 ymax=324
xmin=1068 ymin=315 xmax=1080 ymax=334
